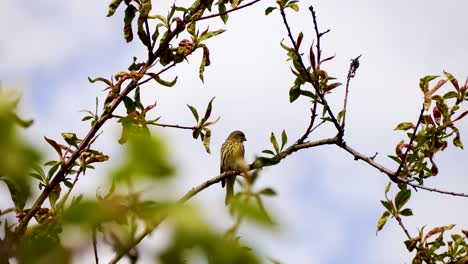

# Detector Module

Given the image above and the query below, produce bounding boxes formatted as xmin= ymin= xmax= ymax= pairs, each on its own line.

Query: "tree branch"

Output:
xmin=196 ymin=0 xmax=263 ymax=22
xmin=395 ymin=106 xmax=425 ymax=177
xmin=279 ymin=6 xmax=342 ymax=134
xmin=14 ymin=25 xmax=185 ymax=238
xmin=395 ymin=215 xmax=412 ymax=239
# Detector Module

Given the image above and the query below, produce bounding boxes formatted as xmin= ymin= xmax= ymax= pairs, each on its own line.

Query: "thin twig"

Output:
xmin=298 ymin=100 xmax=318 ymax=144
xmin=0 ymin=208 xmax=15 ymax=217
xmin=394 ymin=106 xmax=425 ymax=178
xmin=341 ymin=55 xmax=362 ymax=130
xmin=279 ymin=7 xmax=342 ymax=133
xmin=93 ymin=228 xmax=99 ymax=264
xmin=152 ymin=123 xmax=195 ymax=130
xmin=144 ymin=19 xmax=153 ymax=57
xmin=196 ymin=0 xmax=262 ymax=21
xmin=339 ymin=142 xmax=468 ymax=198
xmin=309 ymin=5 xmax=327 ymax=63
xmin=395 ymin=216 xmax=412 ymax=239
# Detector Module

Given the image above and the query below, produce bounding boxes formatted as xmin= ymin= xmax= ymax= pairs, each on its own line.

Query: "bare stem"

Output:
xmin=298 ymin=100 xmax=318 ymax=144
xmin=395 ymin=216 xmax=412 ymax=239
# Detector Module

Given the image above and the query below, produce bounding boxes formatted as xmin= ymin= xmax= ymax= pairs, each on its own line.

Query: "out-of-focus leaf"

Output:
xmin=259 ymin=187 xmax=277 ymax=197
xmin=111 ymin=134 xmax=175 ymax=183
xmin=61 ymin=133 xmax=81 ymax=148
xmin=376 ymin=210 xmax=391 ymax=234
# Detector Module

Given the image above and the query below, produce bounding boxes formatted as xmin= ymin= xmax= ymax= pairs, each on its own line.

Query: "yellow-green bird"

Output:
xmin=220 ymin=130 xmax=247 ymax=205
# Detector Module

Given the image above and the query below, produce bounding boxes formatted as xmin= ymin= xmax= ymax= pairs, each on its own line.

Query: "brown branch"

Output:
xmin=339 ymin=141 xmax=468 ymax=198
xmin=93 ymin=228 xmax=99 ymax=264
xmin=151 ymin=123 xmax=195 ymax=130
xmin=394 ymin=106 xmax=425 ymax=178
xmin=395 ymin=215 xmax=412 ymax=239
xmin=196 ymin=0 xmax=262 ymax=21
xmin=404 ymin=181 xmax=468 ymax=197
xmin=309 ymin=5 xmax=328 ymax=63
xmin=298 ymin=101 xmax=318 ymax=144
xmin=0 ymin=207 xmax=15 ymax=217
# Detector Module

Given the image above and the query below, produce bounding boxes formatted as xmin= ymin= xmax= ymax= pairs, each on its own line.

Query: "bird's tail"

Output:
xmin=225 ymin=176 xmax=234 ymax=205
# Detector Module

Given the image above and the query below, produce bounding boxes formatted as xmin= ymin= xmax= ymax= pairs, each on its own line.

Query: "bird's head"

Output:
xmin=227 ymin=130 xmax=247 ymax=142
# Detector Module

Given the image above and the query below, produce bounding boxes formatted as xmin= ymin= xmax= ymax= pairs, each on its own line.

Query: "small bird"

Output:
xmin=220 ymin=130 xmax=247 ymax=205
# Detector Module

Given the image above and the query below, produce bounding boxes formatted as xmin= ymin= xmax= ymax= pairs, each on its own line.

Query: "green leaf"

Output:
xmin=218 ymin=3 xmax=228 ymax=23
xmin=148 ymin=73 xmax=178 ymax=87
xmin=107 ymin=0 xmax=124 ymax=17
xmin=61 ymin=132 xmax=80 ymax=148
xmin=280 ymin=129 xmax=288 ymax=150
xmin=199 ymin=29 xmax=226 ymax=42
xmin=380 ymin=200 xmax=393 ymax=212
xmin=122 ymin=96 xmax=136 ymax=114
xmin=376 ymin=210 xmax=391 ymax=234
xmin=399 ymin=208 xmax=413 ymax=216
xmin=443 ymin=70 xmax=460 ymax=91
xmin=443 ymin=90 xmax=459 ymax=99
xmin=262 ymin=149 xmax=275 ymax=156
xmin=199 ymin=46 xmax=211 ymax=82
xmin=201 ymin=97 xmax=215 ymax=123
xmin=270 ymin=132 xmax=279 ymax=154
xmin=287 ymin=2 xmax=299 ymax=11
xmin=289 ymin=84 xmax=300 ymax=102
xmin=259 ymin=187 xmax=277 ymax=196
xmin=395 ymin=189 xmax=411 ymax=211
xmin=265 ymin=7 xmax=277 ymax=15
xmin=394 ymin=122 xmax=414 ymax=131
xmin=419 ymin=75 xmax=439 ymax=93
xmin=255 ymin=156 xmax=281 ymax=167
xmin=384 ymin=182 xmax=391 ymax=195
xmin=203 ymin=129 xmax=212 ymax=154
xmin=112 ymin=134 xmax=175 ymax=183
xmin=123 ymin=5 xmax=137 ymax=42
xmin=187 ymin=104 xmax=199 ymax=122
xmin=404 ymin=238 xmax=418 ymax=252
xmin=44 ymin=136 xmax=62 ymax=158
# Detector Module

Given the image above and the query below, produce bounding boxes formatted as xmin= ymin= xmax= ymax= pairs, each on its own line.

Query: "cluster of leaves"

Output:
xmin=392 ymin=72 xmax=468 ymax=183
xmin=376 ymin=183 xmax=413 ymax=234
xmin=0 ymin=90 xmax=40 ymax=214
xmin=405 ymin=225 xmax=468 ymax=264
xmin=254 ymin=130 xmax=288 ymax=167
xmin=187 ymin=97 xmax=220 ymax=153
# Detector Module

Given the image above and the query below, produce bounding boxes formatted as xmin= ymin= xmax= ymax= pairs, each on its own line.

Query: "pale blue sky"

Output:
xmin=1 ymin=0 xmax=468 ymax=263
